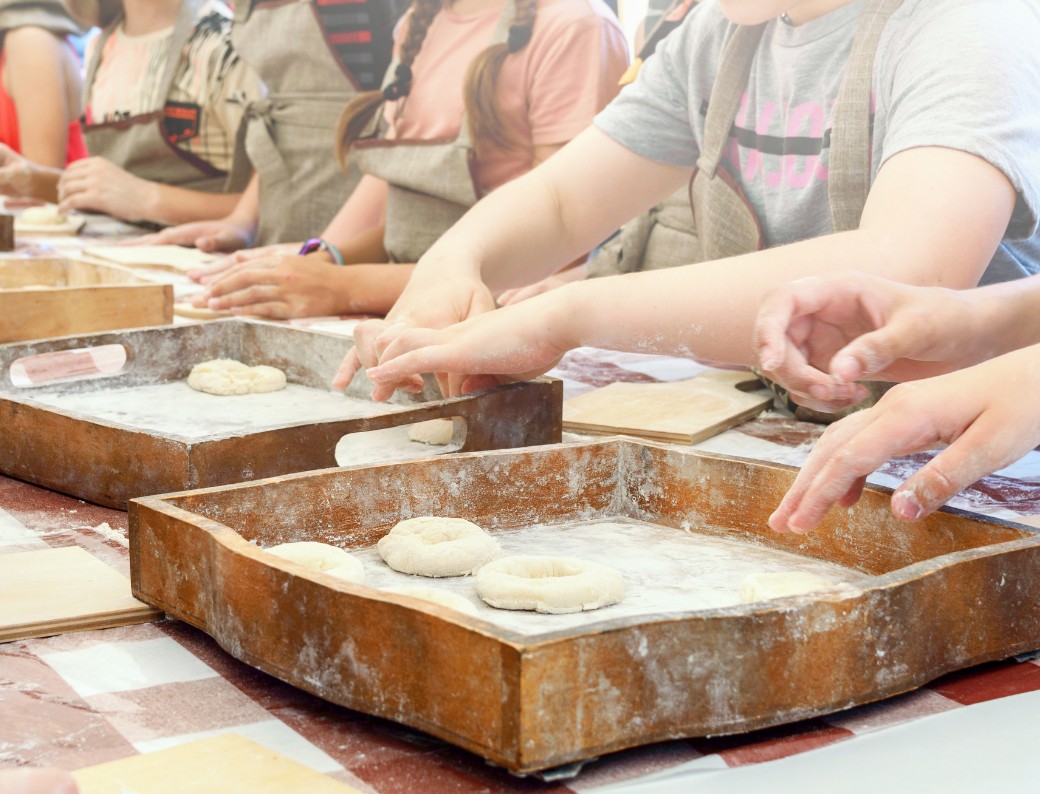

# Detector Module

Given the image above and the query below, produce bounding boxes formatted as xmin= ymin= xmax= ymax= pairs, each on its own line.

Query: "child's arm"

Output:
xmin=753 ymin=272 xmax=1040 ymax=412
xmin=768 ymin=343 xmax=1040 ymax=533
xmin=130 ymin=173 xmax=260 ymax=252
xmin=5 ymin=27 xmax=76 ymax=169
xmin=341 ymin=127 xmax=1016 ymax=393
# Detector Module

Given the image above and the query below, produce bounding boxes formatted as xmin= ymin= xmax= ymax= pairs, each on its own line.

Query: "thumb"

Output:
xmin=829 ymin=313 xmax=931 ymax=381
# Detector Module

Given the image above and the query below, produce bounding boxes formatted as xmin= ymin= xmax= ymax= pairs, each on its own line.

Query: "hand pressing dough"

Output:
xmin=408 ymin=418 xmax=455 ymax=446
xmin=187 ymin=358 xmax=287 ymax=395
xmin=19 ymin=205 xmax=67 ymax=226
xmin=265 ymin=541 xmax=365 ymax=584
xmin=383 ymin=585 xmax=479 ymax=616
xmin=377 ymin=516 xmax=500 ymax=577
xmin=739 ymin=571 xmax=834 ymax=603
xmin=476 ymin=555 xmax=624 ymax=614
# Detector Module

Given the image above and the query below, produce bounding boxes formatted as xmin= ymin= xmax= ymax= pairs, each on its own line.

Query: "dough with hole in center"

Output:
xmin=377 ymin=516 xmax=499 ymax=577
xmin=265 ymin=541 xmax=365 ymax=584
xmin=476 ymin=555 xmax=624 ymax=614
xmin=187 ymin=358 xmax=286 ymax=395
xmin=738 ymin=571 xmax=834 ymax=603
xmin=383 ymin=585 xmax=478 ymax=616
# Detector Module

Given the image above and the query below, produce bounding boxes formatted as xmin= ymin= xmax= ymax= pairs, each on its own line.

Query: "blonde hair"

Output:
xmin=337 ymin=0 xmax=538 ymax=168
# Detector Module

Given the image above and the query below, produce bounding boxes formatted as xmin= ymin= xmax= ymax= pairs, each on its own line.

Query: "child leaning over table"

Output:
xmin=332 ymin=0 xmax=1040 ymax=407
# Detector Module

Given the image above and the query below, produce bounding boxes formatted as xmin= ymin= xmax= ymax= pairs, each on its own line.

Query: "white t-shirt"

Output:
xmin=595 ymin=0 xmax=1040 ymax=283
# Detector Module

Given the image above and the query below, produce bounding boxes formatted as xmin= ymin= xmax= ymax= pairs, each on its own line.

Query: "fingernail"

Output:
xmin=892 ymin=490 xmax=923 ymax=521
xmin=760 ymin=350 xmax=781 ymax=371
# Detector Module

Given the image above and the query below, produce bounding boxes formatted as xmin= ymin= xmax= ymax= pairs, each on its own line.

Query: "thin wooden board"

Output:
xmin=83 ymin=245 xmax=216 ymax=273
xmin=562 ymin=369 xmax=773 ymax=443
xmin=73 ymin=733 xmax=359 ymax=793
xmin=0 ymin=546 xmax=162 ymax=642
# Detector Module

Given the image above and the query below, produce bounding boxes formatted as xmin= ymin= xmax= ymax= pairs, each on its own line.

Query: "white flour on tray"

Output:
xmin=26 ymin=381 xmax=396 ymax=439
xmin=350 ymin=518 xmax=867 ymax=637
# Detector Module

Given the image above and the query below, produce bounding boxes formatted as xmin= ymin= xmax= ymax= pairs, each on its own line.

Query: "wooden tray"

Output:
xmin=0 ymin=320 xmax=561 ymax=508
xmin=0 ymin=257 xmax=173 ymax=343
xmin=128 ymin=439 xmax=1040 ymax=775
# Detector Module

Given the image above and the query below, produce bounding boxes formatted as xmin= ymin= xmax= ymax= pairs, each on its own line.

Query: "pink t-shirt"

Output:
xmin=386 ymin=0 xmax=629 ymax=194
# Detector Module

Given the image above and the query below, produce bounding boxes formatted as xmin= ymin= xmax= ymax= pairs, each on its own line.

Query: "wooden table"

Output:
xmin=3 ymin=345 xmax=1040 ymax=790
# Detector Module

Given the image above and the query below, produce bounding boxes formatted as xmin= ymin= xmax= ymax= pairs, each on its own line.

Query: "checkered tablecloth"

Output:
xmin=3 ymin=347 xmax=1040 ymax=791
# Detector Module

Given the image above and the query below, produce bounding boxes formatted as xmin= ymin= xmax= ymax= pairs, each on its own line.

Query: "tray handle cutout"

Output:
xmin=335 ymin=417 xmax=466 ymax=467
xmin=9 ymin=344 xmax=128 ymax=388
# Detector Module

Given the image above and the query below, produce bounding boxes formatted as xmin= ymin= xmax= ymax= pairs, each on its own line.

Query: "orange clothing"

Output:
xmin=386 ymin=0 xmax=628 ymax=194
xmin=0 ymin=48 xmax=87 ymax=164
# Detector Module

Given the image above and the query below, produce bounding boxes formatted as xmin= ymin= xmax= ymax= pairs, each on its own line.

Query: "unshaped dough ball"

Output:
xmin=265 ymin=541 xmax=365 ymax=584
xmin=383 ymin=585 xmax=479 ymax=616
xmin=187 ymin=358 xmax=287 ymax=396
xmin=377 ymin=516 xmax=500 ymax=577
xmin=408 ymin=418 xmax=455 ymax=446
xmin=19 ymin=205 xmax=67 ymax=226
xmin=738 ymin=571 xmax=834 ymax=604
xmin=476 ymin=555 xmax=624 ymax=615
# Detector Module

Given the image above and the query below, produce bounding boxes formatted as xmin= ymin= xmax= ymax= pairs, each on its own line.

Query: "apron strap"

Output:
xmin=828 ymin=0 xmax=904 ymax=231
xmin=695 ymin=22 xmax=766 ymax=179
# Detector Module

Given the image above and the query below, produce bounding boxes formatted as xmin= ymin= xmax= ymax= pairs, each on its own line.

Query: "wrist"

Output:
xmin=543 ymin=281 xmax=586 ymax=353
xmin=299 ymin=237 xmax=344 ymax=265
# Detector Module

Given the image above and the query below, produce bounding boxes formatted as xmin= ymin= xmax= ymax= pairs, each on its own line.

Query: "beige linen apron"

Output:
xmin=81 ymin=0 xmax=229 ymax=197
xmin=349 ymin=1 xmax=516 ymax=265
xmin=0 ymin=0 xmax=81 ymax=36
xmin=230 ymin=0 xmax=394 ymax=244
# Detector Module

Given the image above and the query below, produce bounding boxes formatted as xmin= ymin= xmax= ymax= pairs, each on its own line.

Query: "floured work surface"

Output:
xmin=130 ymin=438 xmax=1040 ymax=774
xmin=0 ymin=319 xmax=562 ymax=508
xmin=0 ymin=257 xmax=172 ymax=343
xmin=72 ymin=732 xmax=360 ymax=793
xmin=0 ymin=546 xmax=162 ymax=642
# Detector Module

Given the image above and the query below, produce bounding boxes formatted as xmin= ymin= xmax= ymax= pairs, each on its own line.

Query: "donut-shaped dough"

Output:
xmin=739 ymin=572 xmax=833 ymax=603
xmin=187 ymin=358 xmax=287 ymax=395
xmin=476 ymin=555 xmax=624 ymax=614
xmin=265 ymin=541 xmax=365 ymax=584
xmin=383 ymin=585 xmax=479 ymax=616
xmin=377 ymin=516 xmax=499 ymax=577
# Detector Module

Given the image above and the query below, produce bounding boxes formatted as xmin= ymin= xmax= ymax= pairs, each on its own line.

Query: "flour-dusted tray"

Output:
xmin=0 ymin=257 xmax=173 ymax=343
xmin=128 ymin=439 xmax=1040 ymax=775
xmin=0 ymin=320 xmax=560 ymax=508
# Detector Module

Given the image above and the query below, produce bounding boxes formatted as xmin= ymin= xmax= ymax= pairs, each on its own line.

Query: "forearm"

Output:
xmin=226 ymin=174 xmax=260 ymax=227
xmin=968 ymin=275 xmax=1040 ymax=357
xmin=555 ymin=228 xmax=989 ymax=366
xmin=324 ymin=175 xmax=388 ymax=245
xmin=143 ymin=185 xmax=243 ymax=226
xmin=413 ymin=128 xmax=689 ymax=293
xmin=331 ymin=264 xmax=416 ymax=315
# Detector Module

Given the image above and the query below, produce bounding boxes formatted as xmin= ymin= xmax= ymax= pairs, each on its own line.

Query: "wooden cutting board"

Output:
xmin=562 ymin=369 xmax=773 ymax=444
xmin=73 ymin=733 xmax=360 ymax=793
xmin=83 ymin=245 xmax=215 ymax=273
xmin=0 ymin=546 xmax=162 ymax=641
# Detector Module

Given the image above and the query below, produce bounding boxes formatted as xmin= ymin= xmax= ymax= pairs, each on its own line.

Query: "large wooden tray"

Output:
xmin=128 ymin=439 xmax=1040 ymax=775
xmin=0 ymin=257 xmax=173 ymax=343
xmin=0 ymin=320 xmax=560 ymax=508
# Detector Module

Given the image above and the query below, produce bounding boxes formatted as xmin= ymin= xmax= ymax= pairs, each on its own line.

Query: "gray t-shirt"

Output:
xmin=594 ymin=0 xmax=1040 ymax=283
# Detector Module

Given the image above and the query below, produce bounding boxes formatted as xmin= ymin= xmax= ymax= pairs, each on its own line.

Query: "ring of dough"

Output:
xmin=265 ymin=541 xmax=365 ymax=585
xmin=476 ymin=555 xmax=624 ymax=614
xmin=377 ymin=516 xmax=499 ymax=577
xmin=383 ymin=585 xmax=479 ymax=616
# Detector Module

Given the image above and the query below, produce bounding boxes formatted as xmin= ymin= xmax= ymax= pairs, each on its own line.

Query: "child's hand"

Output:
xmin=754 ymin=272 xmax=995 ymax=412
xmin=357 ymin=292 xmax=574 ymax=402
xmin=58 ymin=157 xmax=158 ymax=222
xmin=0 ymin=767 xmax=78 ymax=793
xmin=127 ymin=219 xmax=255 ymax=254
xmin=334 ymin=273 xmax=498 ymax=398
xmin=769 ymin=344 xmax=1040 ymax=534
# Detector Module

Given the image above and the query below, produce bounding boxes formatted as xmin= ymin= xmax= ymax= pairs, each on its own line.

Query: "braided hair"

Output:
xmin=337 ymin=0 xmax=539 ymax=168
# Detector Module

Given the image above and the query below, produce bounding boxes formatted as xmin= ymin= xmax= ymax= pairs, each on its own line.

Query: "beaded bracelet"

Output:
xmin=298 ymin=237 xmax=345 ymax=265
